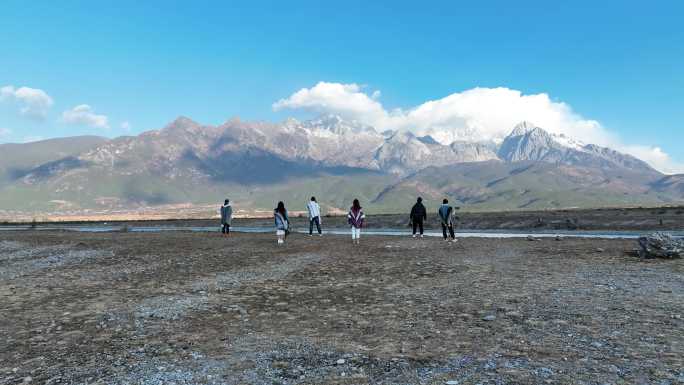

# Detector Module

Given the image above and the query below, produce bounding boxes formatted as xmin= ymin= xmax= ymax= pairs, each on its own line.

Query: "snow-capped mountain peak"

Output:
xmin=509 ymin=121 xmax=539 ymax=136
xmin=506 ymin=121 xmax=586 ymax=151
xmin=282 ymin=117 xmax=301 ymax=130
xmin=300 ymin=114 xmax=377 ymax=136
xmin=498 ymin=122 xmax=655 ymax=173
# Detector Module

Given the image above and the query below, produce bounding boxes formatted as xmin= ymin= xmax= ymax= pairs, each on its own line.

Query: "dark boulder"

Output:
xmin=638 ymin=232 xmax=684 ymax=259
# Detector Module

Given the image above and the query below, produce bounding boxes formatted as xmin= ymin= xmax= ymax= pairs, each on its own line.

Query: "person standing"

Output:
xmin=220 ymin=199 xmax=232 ymax=236
xmin=410 ymin=197 xmax=427 ymax=237
xmin=274 ymin=201 xmax=290 ymax=245
xmin=347 ymin=198 xmax=365 ymax=245
xmin=307 ymin=196 xmax=322 ymax=236
xmin=438 ymin=198 xmax=457 ymax=242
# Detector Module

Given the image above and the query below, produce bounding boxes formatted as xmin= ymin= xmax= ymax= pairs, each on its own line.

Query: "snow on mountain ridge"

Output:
xmin=283 ymin=116 xmax=652 ymax=174
xmin=498 ymin=122 xmax=656 ymax=173
xmin=509 ymin=121 xmax=538 ymax=136
xmin=99 ymin=114 xmax=655 ymax=176
xmin=507 ymin=121 xmax=587 ymax=152
xmin=300 ymin=114 xmax=377 ymax=136
xmin=552 ymin=133 xmax=586 ymax=151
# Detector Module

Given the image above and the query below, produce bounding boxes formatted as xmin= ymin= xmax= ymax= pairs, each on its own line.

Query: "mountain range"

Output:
xmin=0 ymin=115 xmax=682 ymax=216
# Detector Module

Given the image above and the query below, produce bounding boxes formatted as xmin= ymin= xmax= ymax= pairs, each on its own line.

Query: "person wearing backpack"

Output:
xmin=307 ymin=196 xmax=322 ymax=236
xmin=220 ymin=199 xmax=232 ymax=236
xmin=274 ymin=201 xmax=290 ymax=245
xmin=409 ymin=197 xmax=427 ymax=238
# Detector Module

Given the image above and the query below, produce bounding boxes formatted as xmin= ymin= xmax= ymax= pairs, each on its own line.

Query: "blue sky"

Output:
xmin=1 ymin=1 xmax=683 ymax=171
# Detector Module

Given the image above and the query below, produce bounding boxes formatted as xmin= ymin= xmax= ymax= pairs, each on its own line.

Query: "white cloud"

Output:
xmin=120 ymin=121 xmax=131 ymax=131
xmin=0 ymin=85 xmax=54 ymax=119
xmin=273 ymin=82 xmax=388 ymax=126
xmin=274 ymin=82 xmax=684 ymax=174
xmin=0 ymin=127 xmax=11 ymax=137
xmin=61 ymin=104 xmax=109 ymax=129
xmin=621 ymin=145 xmax=684 ymax=175
xmin=274 ymin=82 xmax=609 ymax=144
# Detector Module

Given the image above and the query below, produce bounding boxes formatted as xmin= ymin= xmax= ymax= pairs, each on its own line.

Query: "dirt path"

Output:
xmin=1 ymin=231 xmax=682 ymax=384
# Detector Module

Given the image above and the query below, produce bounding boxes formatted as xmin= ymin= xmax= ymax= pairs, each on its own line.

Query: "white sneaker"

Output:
xmin=319 ymin=233 xmax=323 ymax=237
xmin=412 ymin=234 xmax=417 ymax=238
xmin=420 ymin=234 xmax=424 ymax=238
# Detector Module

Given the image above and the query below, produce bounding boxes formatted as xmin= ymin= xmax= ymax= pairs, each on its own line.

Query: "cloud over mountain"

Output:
xmin=274 ymin=82 xmax=683 ymax=173
xmin=61 ymin=104 xmax=110 ymax=129
xmin=622 ymin=145 xmax=684 ymax=175
xmin=273 ymin=82 xmax=387 ymax=125
xmin=0 ymin=85 xmax=54 ymax=119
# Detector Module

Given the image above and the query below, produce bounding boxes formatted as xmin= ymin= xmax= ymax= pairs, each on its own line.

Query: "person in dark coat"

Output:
xmin=220 ymin=199 xmax=232 ymax=236
xmin=410 ymin=197 xmax=427 ymax=237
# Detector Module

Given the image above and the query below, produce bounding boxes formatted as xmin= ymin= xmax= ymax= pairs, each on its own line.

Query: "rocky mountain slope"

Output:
xmin=372 ymin=161 xmax=668 ymax=212
xmin=651 ymin=175 xmax=684 ymax=196
xmin=0 ymin=116 xmax=682 ymax=214
xmin=498 ymin=122 xmax=657 ymax=173
xmin=0 ymin=136 xmax=106 ymax=183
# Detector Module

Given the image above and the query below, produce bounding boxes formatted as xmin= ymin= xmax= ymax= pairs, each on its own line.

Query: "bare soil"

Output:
xmin=1 ymin=231 xmax=682 ymax=384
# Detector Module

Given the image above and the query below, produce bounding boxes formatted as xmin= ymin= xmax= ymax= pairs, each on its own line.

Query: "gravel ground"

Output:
xmin=0 ymin=240 xmax=105 ymax=280
xmin=0 ymin=231 xmax=682 ymax=385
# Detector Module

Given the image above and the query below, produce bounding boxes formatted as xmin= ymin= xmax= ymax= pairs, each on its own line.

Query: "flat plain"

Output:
xmin=1 ymin=230 xmax=682 ymax=384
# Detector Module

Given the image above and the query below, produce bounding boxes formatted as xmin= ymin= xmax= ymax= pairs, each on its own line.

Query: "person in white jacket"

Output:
xmin=307 ymin=196 xmax=322 ymax=236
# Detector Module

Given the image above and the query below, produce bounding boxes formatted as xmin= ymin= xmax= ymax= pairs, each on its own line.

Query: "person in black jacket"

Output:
xmin=409 ymin=197 xmax=427 ymax=237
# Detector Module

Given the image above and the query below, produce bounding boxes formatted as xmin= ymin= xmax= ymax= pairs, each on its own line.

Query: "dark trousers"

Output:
xmin=309 ymin=216 xmax=321 ymax=235
xmin=222 ymin=224 xmax=230 ymax=234
xmin=442 ymin=223 xmax=455 ymax=239
xmin=412 ymin=219 xmax=424 ymax=235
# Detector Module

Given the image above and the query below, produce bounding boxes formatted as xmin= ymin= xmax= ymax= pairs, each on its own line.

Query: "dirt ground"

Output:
xmin=1 ymin=231 xmax=682 ymax=385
